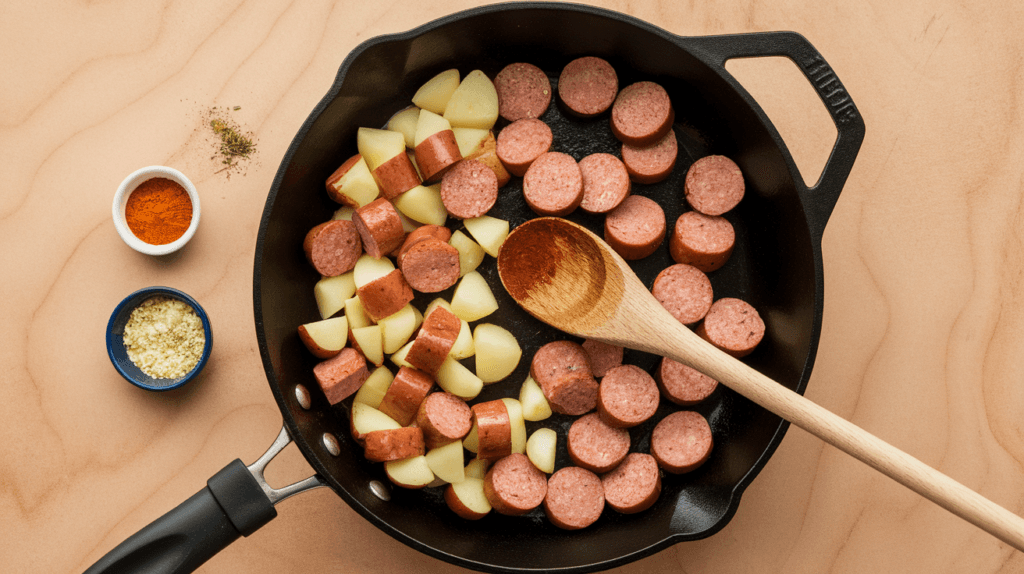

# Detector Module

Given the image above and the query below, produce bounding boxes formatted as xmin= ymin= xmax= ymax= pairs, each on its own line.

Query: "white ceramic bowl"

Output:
xmin=112 ymin=165 xmax=200 ymax=256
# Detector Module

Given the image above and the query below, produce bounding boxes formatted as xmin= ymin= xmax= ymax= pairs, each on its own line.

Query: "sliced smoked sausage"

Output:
xmin=494 ymin=62 xmax=552 ymax=122
xmin=405 ymin=306 xmax=461 ymax=375
xmin=651 ymin=263 xmax=713 ymax=325
xmin=604 ymin=195 xmax=666 ymax=260
xmin=567 ymin=413 xmax=629 ymax=473
xmin=597 ymin=364 xmax=660 ymax=428
xmin=353 ymin=198 xmax=406 ymax=259
xmin=303 ymin=219 xmax=362 ymax=276
xmin=656 ymin=357 xmax=718 ymax=406
xmin=363 ymin=426 xmax=425 ymax=462
xmin=684 ymin=155 xmax=745 ymax=216
xmin=557 ymin=56 xmax=618 ymax=117
xmin=621 ymin=128 xmax=678 ymax=184
xmin=669 ymin=211 xmax=735 ymax=272
xmin=578 ymin=152 xmax=631 ymax=214
xmin=416 ymin=391 xmax=473 ymax=449
xmin=696 ymin=297 xmax=765 ymax=358
xmin=530 ymin=340 xmax=598 ymax=416
xmin=472 ymin=399 xmax=512 ymax=461
xmin=522 ymin=152 xmax=584 ymax=217
xmin=356 ymin=269 xmax=414 ymax=323
xmin=650 ymin=411 xmax=713 ymax=474
xmin=440 ymin=159 xmax=499 ymax=219
xmin=601 ymin=453 xmax=661 ymax=514
xmin=495 ymin=118 xmax=553 ymax=177
xmin=399 ymin=238 xmax=460 ymax=293
xmin=377 ymin=366 xmax=434 ymax=427
xmin=543 ymin=466 xmax=604 ymax=530
xmin=483 ymin=453 xmax=547 ymax=516
xmin=581 ymin=339 xmax=623 ymax=378
xmin=313 ymin=347 xmax=369 ymax=405
xmin=610 ymin=81 xmax=674 ymax=147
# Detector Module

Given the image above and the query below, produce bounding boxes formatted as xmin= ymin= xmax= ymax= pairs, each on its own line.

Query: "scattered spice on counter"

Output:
xmin=123 ymin=296 xmax=206 ymax=379
xmin=207 ymin=106 xmax=256 ymax=172
xmin=125 ymin=177 xmax=193 ymax=245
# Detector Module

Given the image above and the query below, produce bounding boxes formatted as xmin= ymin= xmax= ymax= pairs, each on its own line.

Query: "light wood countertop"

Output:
xmin=4 ymin=1 xmax=1024 ymax=572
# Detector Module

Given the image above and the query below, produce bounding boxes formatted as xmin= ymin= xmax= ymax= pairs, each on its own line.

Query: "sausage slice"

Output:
xmin=353 ymin=198 xmax=406 ymax=259
xmin=530 ymin=340 xmax=598 ymax=415
xmin=567 ymin=413 xmax=629 ymax=473
xmin=522 ymin=152 xmax=584 ymax=216
xmin=399 ymin=238 xmax=460 ymax=293
xmin=313 ymin=347 xmax=369 ymax=405
xmin=684 ymin=155 xmax=745 ymax=216
xmin=597 ymin=364 xmax=659 ymax=428
xmin=669 ymin=211 xmax=735 ymax=272
xmin=650 ymin=411 xmax=713 ymax=474
xmin=472 ymin=400 xmax=513 ymax=461
xmin=377 ymin=366 xmax=434 ymax=427
xmin=496 ymin=118 xmax=553 ymax=177
xmin=303 ymin=219 xmax=362 ymax=277
xmin=581 ymin=339 xmax=623 ymax=378
xmin=416 ymin=391 xmax=472 ymax=449
xmin=578 ymin=152 xmax=631 ymax=214
xmin=621 ymin=128 xmax=678 ymax=184
xmin=651 ymin=263 xmax=713 ymax=325
xmin=494 ymin=62 xmax=552 ymax=122
xmin=483 ymin=453 xmax=547 ymax=516
xmin=557 ymin=56 xmax=618 ymax=117
xmin=696 ymin=297 xmax=765 ymax=357
xmin=440 ymin=159 xmax=499 ymax=219
xmin=543 ymin=467 xmax=605 ymax=530
xmin=363 ymin=426 xmax=425 ymax=462
xmin=405 ymin=306 xmax=461 ymax=375
xmin=604 ymin=195 xmax=666 ymax=260
xmin=610 ymin=81 xmax=674 ymax=147
xmin=657 ymin=357 xmax=718 ymax=406
xmin=356 ymin=269 xmax=414 ymax=323
xmin=601 ymin=453 xmax=661 ymax=514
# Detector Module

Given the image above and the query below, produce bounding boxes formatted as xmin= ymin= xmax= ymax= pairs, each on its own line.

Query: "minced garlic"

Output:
xmin=123 ymin=296 xmax=206 ymax=379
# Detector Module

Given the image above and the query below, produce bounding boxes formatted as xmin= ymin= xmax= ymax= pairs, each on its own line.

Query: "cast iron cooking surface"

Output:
xmin=254 ymin=3 xmax=856 ymax=572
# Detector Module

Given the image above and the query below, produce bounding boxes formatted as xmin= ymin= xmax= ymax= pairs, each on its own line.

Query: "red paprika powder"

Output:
xmin=125 ymin=177 xmax=192 ymax=245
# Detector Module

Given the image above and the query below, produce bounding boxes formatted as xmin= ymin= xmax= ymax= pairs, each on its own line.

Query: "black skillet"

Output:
xmin=85 ymin=3 xmax=863 ymax=573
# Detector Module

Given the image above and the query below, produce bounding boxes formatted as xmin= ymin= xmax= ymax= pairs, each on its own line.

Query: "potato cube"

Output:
xmin=450 ymin=271 xmax=498 ymax=322
xmin=473 ymin=323 xmax=521 ymax=383
xmin=314 ymin=272 xmax=356 ymax=319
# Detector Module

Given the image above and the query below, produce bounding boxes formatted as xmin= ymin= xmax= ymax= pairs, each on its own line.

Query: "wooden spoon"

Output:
xmin=496 ymin=216 xmax=1024 ymax=551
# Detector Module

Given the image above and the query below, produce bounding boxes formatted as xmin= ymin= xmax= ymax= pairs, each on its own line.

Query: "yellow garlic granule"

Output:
xmin=123 ymin=296 xmax=206 ymax=379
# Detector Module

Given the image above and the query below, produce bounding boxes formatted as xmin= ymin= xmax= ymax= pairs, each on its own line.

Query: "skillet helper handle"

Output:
xmin=83 ymin=459 xmax=277 ymax=574
xmin=681 ymin=31 xmax=865 ymax=237
xmin=655 ymin=319 xmax=1024 ymax=551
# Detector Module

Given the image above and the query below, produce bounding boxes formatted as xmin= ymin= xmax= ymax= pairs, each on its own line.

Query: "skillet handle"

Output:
xmin=83 ymin=425 xmax=326 ymax=574
xmin=680 ymin=31 xmax=865 ymax=238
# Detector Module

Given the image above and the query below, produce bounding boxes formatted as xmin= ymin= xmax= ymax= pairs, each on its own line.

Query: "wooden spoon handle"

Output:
xmin=655 ymin=322 xmax=1024 ymax=551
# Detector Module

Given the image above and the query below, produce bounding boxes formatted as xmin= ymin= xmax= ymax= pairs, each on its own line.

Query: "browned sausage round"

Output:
xmin=363 ymin=426 xmax=425 ymax=462
xmin=483 ymin=453 xmax=547 ymax=516
xmin=621 ymin=128 xmax=678 ymax=184
xmin=650 ymin=411 xmax=713 ymax=474
xmin=578 ymin=152 xmax=631 ymax=214
xmin=597 ymin=364 xmax=660 ymax=428
xmin=696 ymin=297 xmax=765 ymax=357
xmin=313 ymin=347 xmax=369 ymax=405
xmin=495 ymin=118 xmax=553 ymax=177
xmin=414 ymin=129 xmax=462 ymax=184
xmin=557 ymin=56 xmax=618 ymax=117
xmin=684 ymin=155 xmax=744 ymax=216
xmin=581 ymin=338 xmax=623 ymax=378
xmin=610 ymin=81 xmax=674 ymax=147
xmin=415 ymin=391 xmax=472 ymax=449
xmin=651 ymin=263 xmax=713 ymax=325
xmin=396 ymin=224 xmax=453 ymax=266
xmin=399 ymin=238 xmax=460 ymax=293
xmin=600 ymin=453 xmax=661 ymax=514
xmin=377 ymin=366 xmax=435 ymax=427
xmin=440 ymin=159 xmax=499 ymax=219
xmin=543 ymin=466 xmax=604 ymax=530
xmin=522 ymin=151 xmax=584 ymax=217
xmin=405 ymin=306 xmax=461 ymax=375
xmin=372 ymin=151 xmax=422 ymax=200
xmin=353 ymin=197 xmax=406 ymax=259
xmin=669 ymin=211 xmax=735 ymax=272
xmin=494 ymin=62 xmax=552 ymax=122
xmin=530 ymin=340 xmax=598 ymax=416
xmin=603 ymin=195 xmax=666 ymax=260
xmin=472 ymin=400 xmax=512 ymax=461
xmin=657 ymin=357 xmax=718 ymax=406
xmin=303 ymin=219 xmax=362 ymax=276
xmin=356 ymin=269 xmax=414 ymax=323
xmin=567 ymin=413 xmax=629 ymax=473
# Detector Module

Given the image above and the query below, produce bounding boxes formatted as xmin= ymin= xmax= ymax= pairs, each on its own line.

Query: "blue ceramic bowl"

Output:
xmin=106 ymin=286 xmax=212 ymax=391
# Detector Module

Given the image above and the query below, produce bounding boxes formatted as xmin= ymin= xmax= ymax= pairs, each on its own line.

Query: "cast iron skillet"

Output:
xmin=85 ymin=3 xmax=863 ymax=573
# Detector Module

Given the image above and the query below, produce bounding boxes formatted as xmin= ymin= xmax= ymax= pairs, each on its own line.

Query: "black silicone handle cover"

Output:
xmin=83 ymin=459 xmax=277 ymax=574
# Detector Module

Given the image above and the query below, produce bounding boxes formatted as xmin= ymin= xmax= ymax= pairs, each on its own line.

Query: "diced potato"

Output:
xmin=392 ymin=183 xmax=448 ymax=226
xmin=448 ymin=318 xmax=474 ymax=360
xmin=425 ymin=440 xmax=466 ymax=484
xmin=395 ymin=209 xmax=420 ymax=233
xmin=385 ymin=455 xmax=435 ymax=489
xmin=449 ymin=230 xmax=485 ymax=277
xmin=463 ymin=422 xmax=479 ymax=453
xmin=357 ymin=127 xmax=406 ymax=171
xmin=332 ymin=206 xmax=355 ymax=221
xmin=450 ymin=271 xmax=499 ymax=322
xmin=526 ymin=428 xmax=557 ymax=474
xmin=387 ymin=105 xmax=420 ymax=148
xmin=353 ymin=254 xmax=395 ymax=288
xmin=412 ymin=305 xmax=424 ymax=332
xmin=462 ymin=215 xmax=509 ymax=258
xmin=464 ymin=457 xmax=490 ymax=480
xmin=344 ymin=296 xmax=372 ymax=329
xmin=353 ymin=365 xmax=394 ymax=408
xmin=298 ymin=316 xmax=349 ymax=358
xmin=435 ymin=356 xmax=483 ymax=400
xmin=500 ymin=398 xmax=527 ymax=455
xmin=378 ymin=304 xmax=418 ymax=355
xmin=451 ymin=127 xmax=490 ymax=158
xmin=424 ymin=298 xmax=452 ymax=318
xmin=519 ymin=376 xmax=552 ymax=421
xmin=351 ymin=325 xmax=384 ymax=366
xmin=351 ymin=401 xmax=401 ymax=440
xmin=414 ymin=109 xmax=453 ymax=147
xmin=314 ymin=272 xmax=356 ymax=319
xmin=473 ymin=323 xmax=521 ymax=383
xmin=390 ymin=340 xmax=415 ymax=368
xmin=412 ymin=69 xmax=460 ymax=115
xmin=446 ymin=477 xmax=491 ymax=519
xmin=443 ymin=70 xmax=499 ymax=130
xmin=327 ymin=156 xmax=380 ymax=209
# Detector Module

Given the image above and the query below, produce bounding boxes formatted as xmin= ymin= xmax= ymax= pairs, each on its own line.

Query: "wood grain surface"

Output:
xmin=2 ymin=1 xmax=1023 ymax=572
